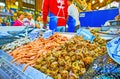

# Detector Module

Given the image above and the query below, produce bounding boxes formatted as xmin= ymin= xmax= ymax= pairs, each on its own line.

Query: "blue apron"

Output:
xmin=49 ymin=12 xmax=58 ymax=32
xmin=67 ymin=16 xmax=76 ymax=32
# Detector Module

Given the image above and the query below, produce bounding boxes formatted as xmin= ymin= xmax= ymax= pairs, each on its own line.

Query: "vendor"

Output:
xmin=42 ymin=0 xmax=68 ymax=32
xmin=67 ymin=0 xmax=80 ymax=32
xmin=13 ymin=11 xmax=25 ymax=26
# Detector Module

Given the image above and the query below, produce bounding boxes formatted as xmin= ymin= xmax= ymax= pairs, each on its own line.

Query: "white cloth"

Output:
xmin=68 ymin=4 xmax=80 ymax=26
xmin=23 ymin=18 xmax=35 ymax=27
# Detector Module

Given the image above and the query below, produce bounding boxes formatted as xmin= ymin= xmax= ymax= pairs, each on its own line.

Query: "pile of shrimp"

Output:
xmin=10 ymin=33 xmax=68 ymax=71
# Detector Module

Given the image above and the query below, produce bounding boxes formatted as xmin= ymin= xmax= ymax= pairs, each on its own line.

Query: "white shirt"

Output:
xmin=68 ymin=4 xmax=80 ymax=26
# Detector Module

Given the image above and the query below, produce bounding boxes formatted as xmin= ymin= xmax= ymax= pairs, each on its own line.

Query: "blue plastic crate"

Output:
xmin=0 ymin=50 xmax=53 ymax=79
xmin=0 ymin=57 xmax=32 ymax=79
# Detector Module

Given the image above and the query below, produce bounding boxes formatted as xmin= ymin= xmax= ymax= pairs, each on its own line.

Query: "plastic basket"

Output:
xmin=81 ymin=54 xmax=120 ymax=79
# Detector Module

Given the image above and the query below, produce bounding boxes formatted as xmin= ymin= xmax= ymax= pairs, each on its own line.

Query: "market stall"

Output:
xmin=0 ymin=0 xmax=120 ymax=78
xmin=0 ymin=27 xmax=120 ymax=79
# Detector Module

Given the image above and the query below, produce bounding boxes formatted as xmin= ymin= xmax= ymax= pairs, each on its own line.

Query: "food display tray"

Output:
xmin=0 ymin=50 xmax=53 ymax=79
xmin=0 ymin=37 xmax=19 ymax=47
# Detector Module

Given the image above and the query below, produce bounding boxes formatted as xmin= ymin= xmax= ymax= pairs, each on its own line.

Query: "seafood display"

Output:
xmin=1 ymin=37 xmax=30 ymax=53
xmin=34 ymin=33 xmax=107 ymax=79
xmin=10 ymin=33 xmax=68 ymax=71
xmin=7 ymin=29 xmax=107 ymax=79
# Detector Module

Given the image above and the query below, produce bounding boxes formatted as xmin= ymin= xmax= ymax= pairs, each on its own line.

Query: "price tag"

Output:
xmin=107 ymin=36 xmax=120 ymax=64
xmin=0 ymin=57 xmax=32 ymax=79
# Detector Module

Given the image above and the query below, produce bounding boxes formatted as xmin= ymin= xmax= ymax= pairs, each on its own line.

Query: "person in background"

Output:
xmin=11 ymin=12 xmax=17 ymax=25
xmin=12 ymin=12 xmax=17 ymax=21
xmin=42 ymin=0 xmax=68 ymax=32
xmin=0 ymin=17 xmax=3 ymax=26
xmin=13 ymin=11 xmax=24 ymax=26
xmin=67 ymin=0 xmax=80 ymax=32
xmin=2 ymin=17 xmax=10 ymax=26
xmin=35 ymin=15 xmax=44 ymax=29
xmin=24 ymin=13 xmax=35 ymax=27
xmin=115 ymin=14 xmax=120 ymax=21
xmin=1 ymin=19 xmax=6 ymax=26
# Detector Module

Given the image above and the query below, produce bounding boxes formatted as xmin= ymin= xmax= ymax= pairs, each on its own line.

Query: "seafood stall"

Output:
xmin=0 ymin=28 xmax=120 ymax=79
